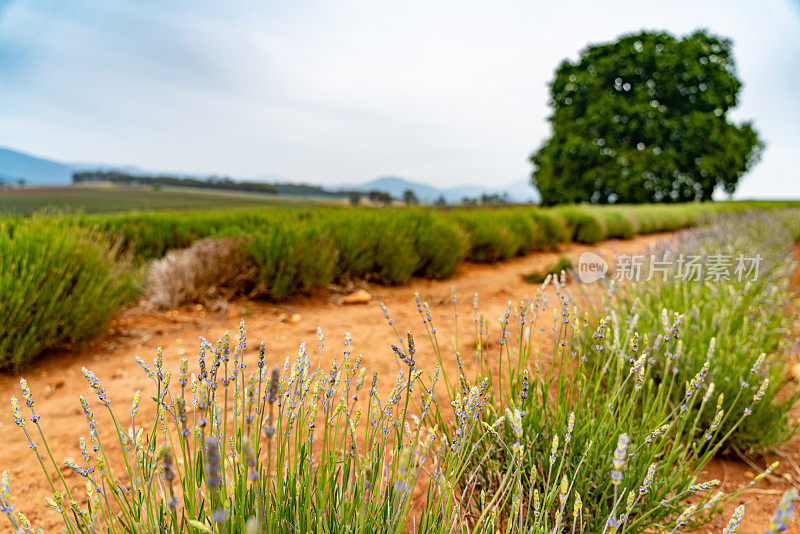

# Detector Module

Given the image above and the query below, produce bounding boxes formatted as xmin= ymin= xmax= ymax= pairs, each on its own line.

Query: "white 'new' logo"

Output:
xmin=577 ymin=252 xmax=608 ymax=284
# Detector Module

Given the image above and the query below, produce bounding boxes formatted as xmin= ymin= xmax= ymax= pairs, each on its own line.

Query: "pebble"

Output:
xmin=112 ymin=368 xmax=128 ymax=379
xmin=288 ymin=313 xmax=301 ymax=324
xmin=342 ymin=289 xmax=371 ymax=305
xmin=789 ymin=363 xmax=800 ymax=381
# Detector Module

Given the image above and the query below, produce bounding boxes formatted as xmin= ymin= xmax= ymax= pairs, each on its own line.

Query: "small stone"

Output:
xmin=744 ymin=470 xmax=755 ymax=478
xmin=43 ymin=385 xmax=54 ymax=398
xmin=54 ymin=379 xmax=65 ymax=389
xmin=287 ymin=313 xmax=301 ymax=324
xmin=342 ymin=289 xmax=371 ymax=305
xmin=112 ymin=368 xmax=127 ymax=379
xmin=789 ymin=363 xmax=800 ymax=381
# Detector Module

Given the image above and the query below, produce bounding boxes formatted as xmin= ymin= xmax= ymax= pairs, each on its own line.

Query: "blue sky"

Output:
xmin=1 ymin=0 xmax=798 ymax=197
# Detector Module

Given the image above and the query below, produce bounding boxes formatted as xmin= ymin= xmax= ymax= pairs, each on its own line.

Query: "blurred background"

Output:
xmin=1 ymin=0 xmax=798 ymax=205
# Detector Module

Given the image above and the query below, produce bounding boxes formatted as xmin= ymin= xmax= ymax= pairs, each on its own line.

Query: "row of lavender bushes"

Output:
xmin=1 ymin=202 xmax=797 ymax=370
xmin=2 ymin=212 xmax=799 ymax=532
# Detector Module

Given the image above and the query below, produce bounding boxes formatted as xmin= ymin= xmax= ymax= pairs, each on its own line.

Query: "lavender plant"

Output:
xmin=0 ymin=215 xmax=138 ymax=371
xmin=587 ymin=211 xmax=800 ymax=452
xmin=4 ymin=285 xmax=798 ymax=533
xmin=396 ymin=282 xmax=788 ymax=533
xmin=2 ymin=321 xmax=467 ymax=533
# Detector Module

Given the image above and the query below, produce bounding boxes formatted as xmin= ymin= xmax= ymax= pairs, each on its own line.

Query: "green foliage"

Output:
xmin=369 ymin=222 xmax=422 ymax=284
xmin=88 ymin=202 xmax=797 ymax=264
xmin=2 ymin=325 xmax=461 ymax=532
xmin=454 ymin=211 xmax=530 ymax=262
xmin=249 ymin=224 xmax=338 ymax=299
xmin=558 ymin=208 xmax=606 ymax=244
xmin=402 ymin=212 xmax=468 ymax=279
xmin=532 ymin=30 xmax=763 ymax=205
xmin=585 ymin=211 xmax=800 ymax=452
xmin=86 ymin=202 xmax=800 ymax=304
xmin=0 ymin=186 xmax=318 ymax=216
xmin=0 ymin=216 xmax=138 ymax=371
xmin=4 ymin=270 xmax=799 ymax=532
xmin=529 ymin=211 xmax=570 ymax=248
xmin=327 ymin=213 xmax=421 ymax=284
xmin=3 ymin=206 xmax=800 ymax=532
xmin=521 ymin=255 xmax=573 ymax=284
xmin=589 ymin=209 xmax=638 ymax=238
xmin=402 ymin=189 xmax=420 ymax=205
xmin=2 ymin=202 xmax=795 ymax=370
xmin=406 ymin=283 xmax=791 ymax=533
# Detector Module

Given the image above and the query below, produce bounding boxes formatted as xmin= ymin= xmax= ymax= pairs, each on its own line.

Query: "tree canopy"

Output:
xmin=531 ymin=30 xmax=763 ymax=205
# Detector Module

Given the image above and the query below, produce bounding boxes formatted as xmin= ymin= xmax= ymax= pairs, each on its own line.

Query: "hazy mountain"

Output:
xmin=346 ymin=176 xmax=442 ymax=202
xmin=0 ymin=147 xmax=75 ymax=185
xmin=345 ymin=176 xmax=539 ymax=204
xmin=0 ymin=146 xmax=541 ymax=204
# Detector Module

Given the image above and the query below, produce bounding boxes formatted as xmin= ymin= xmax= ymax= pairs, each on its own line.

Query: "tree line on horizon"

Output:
xmin=72 ymin=171 xmax=517 ymax=207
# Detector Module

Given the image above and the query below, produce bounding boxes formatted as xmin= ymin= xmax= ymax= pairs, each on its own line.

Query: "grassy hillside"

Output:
xmin=0 ymin=184 xmax=346 ymax=215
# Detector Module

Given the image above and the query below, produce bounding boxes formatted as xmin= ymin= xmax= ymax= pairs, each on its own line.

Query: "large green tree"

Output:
xmin=531 ymin=30 xmax=763 ymax=205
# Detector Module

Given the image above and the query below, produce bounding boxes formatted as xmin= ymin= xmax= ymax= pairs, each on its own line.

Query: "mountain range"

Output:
xmin=0 ymin=147 xmax=147 ymax=185
xmin=0 ymin=146 xmax=539 ymax=203
xmin=0 ymin=147 xmax=76 ymax=185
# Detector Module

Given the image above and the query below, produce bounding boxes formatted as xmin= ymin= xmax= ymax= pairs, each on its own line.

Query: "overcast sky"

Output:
xmin=1 ymin=0 xmax=798 ymax=197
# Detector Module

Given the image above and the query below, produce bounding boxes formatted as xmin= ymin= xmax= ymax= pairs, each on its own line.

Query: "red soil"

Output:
xmin=1 ymin=232 xmax=797 ymax=533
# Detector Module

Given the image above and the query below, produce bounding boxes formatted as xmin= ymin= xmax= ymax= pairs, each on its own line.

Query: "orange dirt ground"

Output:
xmin=1 ymin=232 xmax=797 ymax=533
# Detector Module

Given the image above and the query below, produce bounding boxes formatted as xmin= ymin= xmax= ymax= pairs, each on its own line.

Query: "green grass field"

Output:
xmin=0 ymin=184 xmax=346 ymax=215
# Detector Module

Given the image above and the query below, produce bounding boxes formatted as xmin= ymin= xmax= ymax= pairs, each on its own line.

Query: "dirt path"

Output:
xmin=0 ymin=232 xmax=796 ymax=532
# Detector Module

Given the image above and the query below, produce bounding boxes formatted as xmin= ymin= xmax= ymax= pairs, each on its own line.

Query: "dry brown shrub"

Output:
xmin=146 ymin=237 xmax=256 ymax=308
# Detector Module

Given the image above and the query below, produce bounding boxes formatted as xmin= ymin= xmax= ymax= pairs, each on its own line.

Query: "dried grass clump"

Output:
xmin=146 ymin=237 xmax=255 ymax=308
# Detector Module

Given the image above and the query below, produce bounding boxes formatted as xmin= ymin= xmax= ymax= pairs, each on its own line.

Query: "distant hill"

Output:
xmin=349 ymin=177 xmax=442 ymax=202
xmin=345 ymin=176 xmax=539 ymax=204
xmin=0 ymin=147 xmax=74 ymax=185
xmin=0 ymin=146 xmax=541 ymax=204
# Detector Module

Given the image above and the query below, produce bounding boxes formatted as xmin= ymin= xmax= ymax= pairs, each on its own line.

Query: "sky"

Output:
xmin=1 ymin=0 xmax=799 ymax=197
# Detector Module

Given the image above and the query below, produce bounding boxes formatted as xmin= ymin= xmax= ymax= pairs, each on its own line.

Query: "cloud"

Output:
xmin=0 ymin=0 xmax=798 ymax=194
